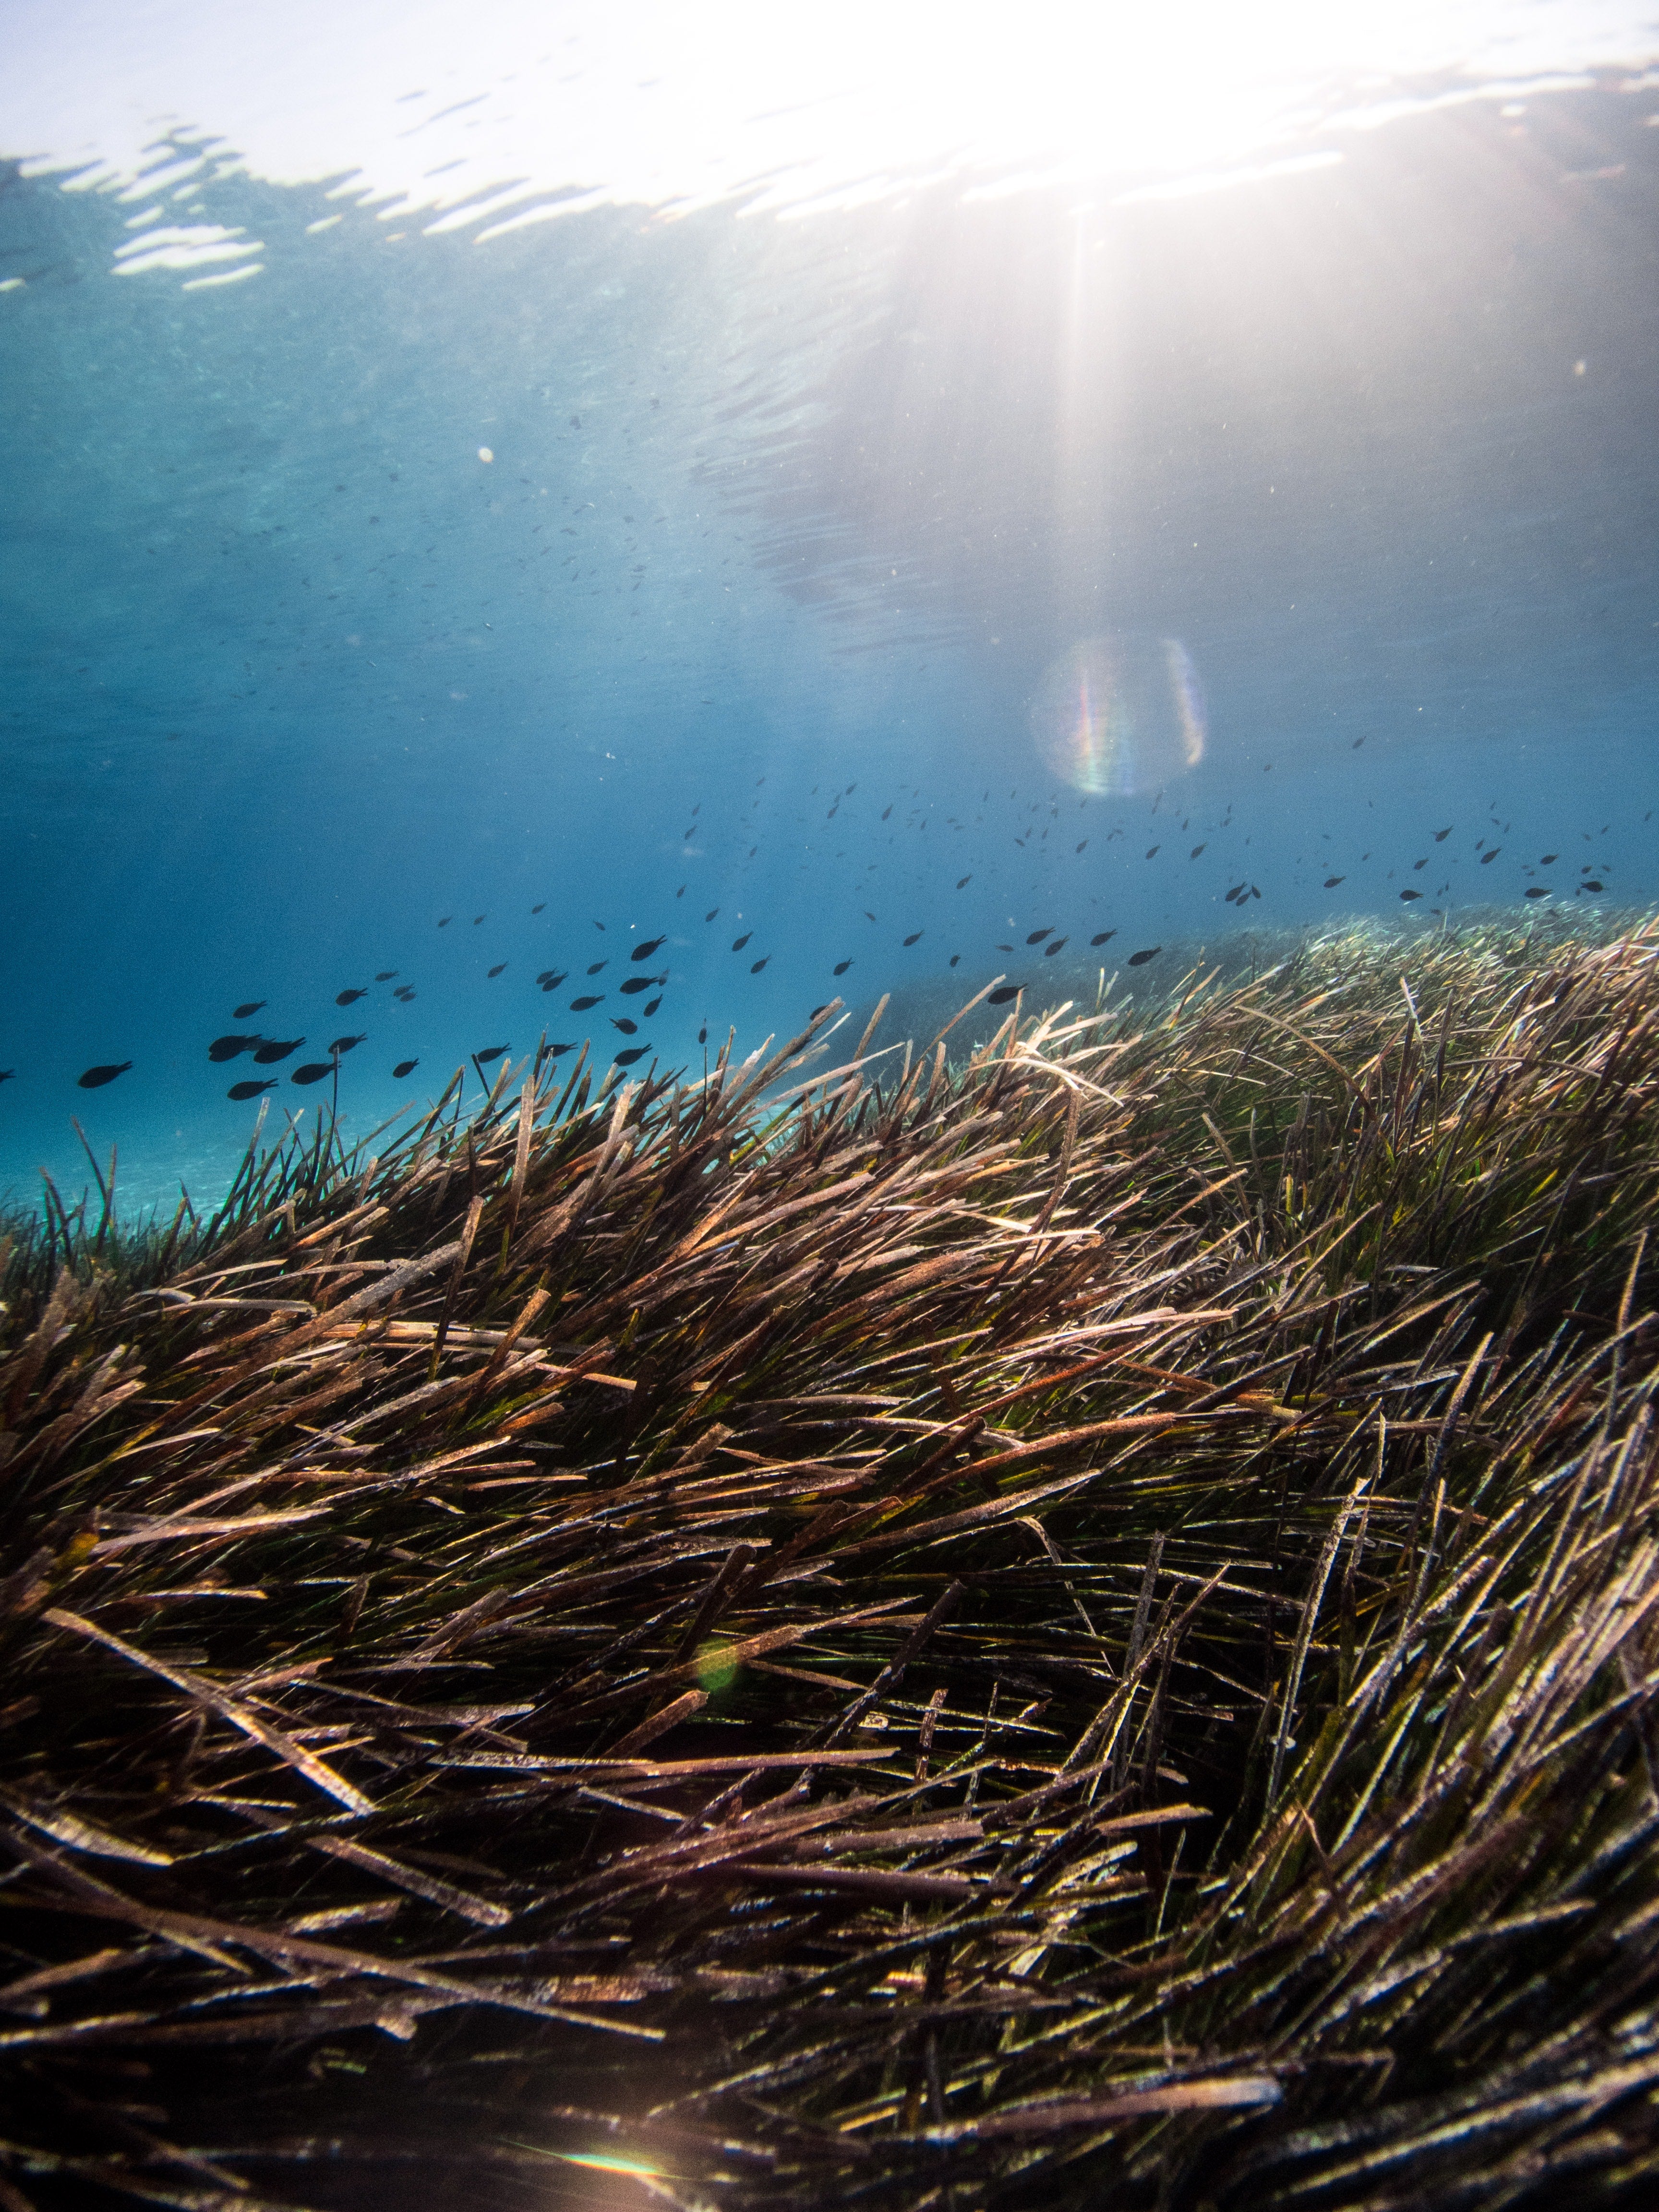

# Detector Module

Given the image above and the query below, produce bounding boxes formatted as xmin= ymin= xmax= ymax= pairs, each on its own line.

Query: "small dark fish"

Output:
xmin=987 ymin=985 xmax=1021 ymax=1005
xmin=473 ymin=915 xmax=485 ymax=926
xmin=531 ymin=902 xmax=545 ymax=914
xmin=475 ymin=1045 xmax=510 ymax=1064
xmin=620 ymin=976 xmax=655 ymax=995
xmin=810 ymin=1003 xmax=830 ymax=1020
xmin=706 ymin=907 xmax=719 ymax=922
xmin=956 ymin=874 xmax=971 ymax=889
xmin=1077 ymin=840 xmax=1088 ymax=853
xmin=488 ymin=963 xmax=506 ymax=977
xmin=1413 ymin=857 xmax=1429 ymax=870
xmin=1146 ymin=845 xmax=1160 ymax=859
xmin=732 ymin=932 xmax=752 ymax=951
xmin=1434 ymin=828 xmax=1452 ymax=842
xmin=227 ymin=1079 xmax=275 ymax=1101
xmin=950 ymin=954 xmax=961 ymax=967
xmin=232 ymin=1000 xmax=265 ymax=1020
xmin=1190 ymin=844 xmax=1205 ymax=859
xmin=1324 ymin=875 xmax=1345 ymax=888
xmin=1128 ymin=946 xmax=1162 ymax=967
xmin=290 ymin=1063 xmax=334 ymax=1085
xmin=329 ymin=1034 xmax=366 ymax=1054
xmin=438 ymin=915 xmax=452 ymax=926
xmin=1044 ymin=937 xmax=1067 ymax=956
xmin=615 ymin=1046 xmax=649 ymax=1065
xmin=393 ymin=1059 xmax=418 ymax=1079
xmin=593 ymin=920 xmax=605 ymax=931
xmin=208 ymin=1034 xmax=257 ymax=1062
xmin=698 ymin=1025 xmax=708 ymax=1044
xmin=1583 ymin=879 xmax=1605 ymax=892
xmin=1226 ymin=882 xmax=1247 ymax=902
xmin=587 ymin=960 xmax=607 ymax=975
xmin=882 ymin=805 xmax=892 ymax=819
xmin=676 ymin=885 xmax=685 ymax=897
xmin=997 ymin=944 xmax=1014 ymax=952
xmin=544 ymin=1043 xmax=575 ymax=1058
xmin=1352 ymin=735 xmax=1366 ymax=748
xmin=395 ymin=987 xmax=417 ymax=1001
xmin=1026 ymin=928 xmax=1052 ymax=945
xmin=252 ymin=1038 xmax=303 ymax=1063
xmin=571 ymin=994 xmax=603 ymax=1010
xmin=613 ymin=1017 xmax=639 ymax=1034
xmin=833 ymin=959 xmax=852 ymax=975
xmin=1525 ymin=886 xmax=1551 ymax=899
xmin=633 ymin=935 xmax=667 ymax=962
xmin=1481 ymin=849 xmax=1500 ymax=864
xmin=1541 ymin=853 xmax=1558 ymax=865
xmin=374 ymin=971 xmax=397 ymax=982
xmin=903 ymin=931 xmax=923 ymax=946
xmin=1090 ymin=931 xmax=1116 ymax=947
xmin=750 ymin=956 xmax=769 ymax=973
xmin=1251 ymin=886 xmax=1262 ymax=901
xmin=865 ymin=910 xmax=877 ymax=922
xmin=0 ymin=1070 xmax=12 ymax=1085
xmin=1399 ymin=889 xmax=1423 ymax=902
xmin=336 ymin=988 xmax=367 ymax=1006
xmin=643 ymin=995 xmax=662 ymax=1016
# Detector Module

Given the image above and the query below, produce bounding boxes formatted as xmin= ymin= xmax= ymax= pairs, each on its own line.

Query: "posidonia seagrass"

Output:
xmin=7 ymin=913 xmax=1659 ymax=2211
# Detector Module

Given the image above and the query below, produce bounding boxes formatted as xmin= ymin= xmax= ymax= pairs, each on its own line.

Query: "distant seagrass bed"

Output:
xmin=6 ymin=913 xmax=1659 ymax=2212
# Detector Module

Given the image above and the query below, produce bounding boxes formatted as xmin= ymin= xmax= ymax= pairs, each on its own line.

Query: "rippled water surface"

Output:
xmin=3 ymin=3 xmax=1657 ymax=1214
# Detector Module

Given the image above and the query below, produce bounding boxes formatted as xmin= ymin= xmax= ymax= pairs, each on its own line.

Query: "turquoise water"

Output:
xmin=2 ymin=17 xmax=1657 ymax=1217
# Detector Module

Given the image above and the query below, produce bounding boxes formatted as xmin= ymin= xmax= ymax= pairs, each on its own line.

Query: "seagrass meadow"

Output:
xmin=9 ymin=914 xmax=1659 ymax=2212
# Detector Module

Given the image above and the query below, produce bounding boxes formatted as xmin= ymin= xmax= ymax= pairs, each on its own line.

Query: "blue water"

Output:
xmin=2 ymin=47 xmax=1657 ymax=1218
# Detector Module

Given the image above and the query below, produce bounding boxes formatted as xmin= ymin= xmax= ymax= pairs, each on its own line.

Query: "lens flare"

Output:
xmin=1029 ymin=635 xmax=1207 ymax=796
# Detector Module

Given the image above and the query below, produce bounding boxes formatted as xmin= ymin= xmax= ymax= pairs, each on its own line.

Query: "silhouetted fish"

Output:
xmin=232 ymin=1001 xmax=265 ymax=1020
xmin=750 ymin=957 xmax=769 ymax=973
xmin=531 ymin=902 xmax=545 ymax=914
xmin=732 ymin=933 xmax=752 ymax=951
xmin=0 ymin=1071 xmax=12 ymax=1085
xmin=882 ymin=806 xmax=892 ymax=819
xmin=1525 ymin=886 xmax=1551 ymax=898
xmin=1434 ymin=828 xmax=1452 ymax=842
xmin=571 ymin=994 xmax=603 ymax=1010
xmin=329 ymin=1034 xmax=366 ymax=1054
xmin=587 ymin=960 xmax=607 ymax=974
xmin=394 ymin=987 xmax=417 ymax=1001
xmin=336 ymin=989 xmax=367 ymax=1006
xmin=956 ymin=875 xmax=971 ymax=888
xmin=474 ymin=915 xmax=485 ymax=926
xmin=1541 ymin=853 xmax=1558 ymax=865
xmin=633 ymin=936 xmax=667 ymax=962
xmin=393 ymin=1059 xmax=418 ymax=1079
xmin=1583 ymin=880 xmax=1605 ymax=892
xmin=1226 ymin=882 xmax=1247 ymax=902
xmin=1146 ymin=845 xmax=1159 ymax=859
xmin=698 ymin=1025 xmax=708 ymax=1044
xmin=1128 ymin=947 xmax=1161 ymax=966
xmin=228 ymin=1080 xmax=276 ymax=1101
xmin=1190 ymin=844 xmax=1205 ymax=859
xmin=903 ymin=931 xmax=923 ymax=946
xmin=208 ymin=1035 xmax=257 ymax=1062
xmin=476 ymin=1046 xmax=509 ymax=1064
xmin=1026 ymin=928 xmax=1052 ymax=945
xmin=1481 ymin=849 xmax=1499 ymax=864
xmin=291 ymin=1063 xmax=334 ymax=1085
xmin=987 ymin=986 xmax=1021 ymax=1005
xmin=1399 ymin=889 xmax=1422 ymax=902
xmin=488 ymin=963 xmax=506 ymax=977
xmin=705 ymin=907 xmax=719 ymax=921
xmin=865 ymin=911 xmax=877 ymax=922
xmin=1045 ymin=937 xmax=1067 ymax=956
xmin=77 ymin=1063 xmax=131 ymax=1089
xmin=1090 ymin=931 xmax=1116 ymax=947
xmin=253 ymin=1038 xmax=303 ymax=1063
xmin=374 ymin=971 xmax=397 ymax=982
xmin=1324 ymin=876 xmax=1345 ymax=888
xmin=438 ymin=915 xmax=452 ymax=926
xmin=615 ymin=1046 xmax=649 ymax=1065
xmin=834 ymin=959 xmax=852 ymax=975
xmin=613 ymin=1017 xmax=638 ymax=1034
